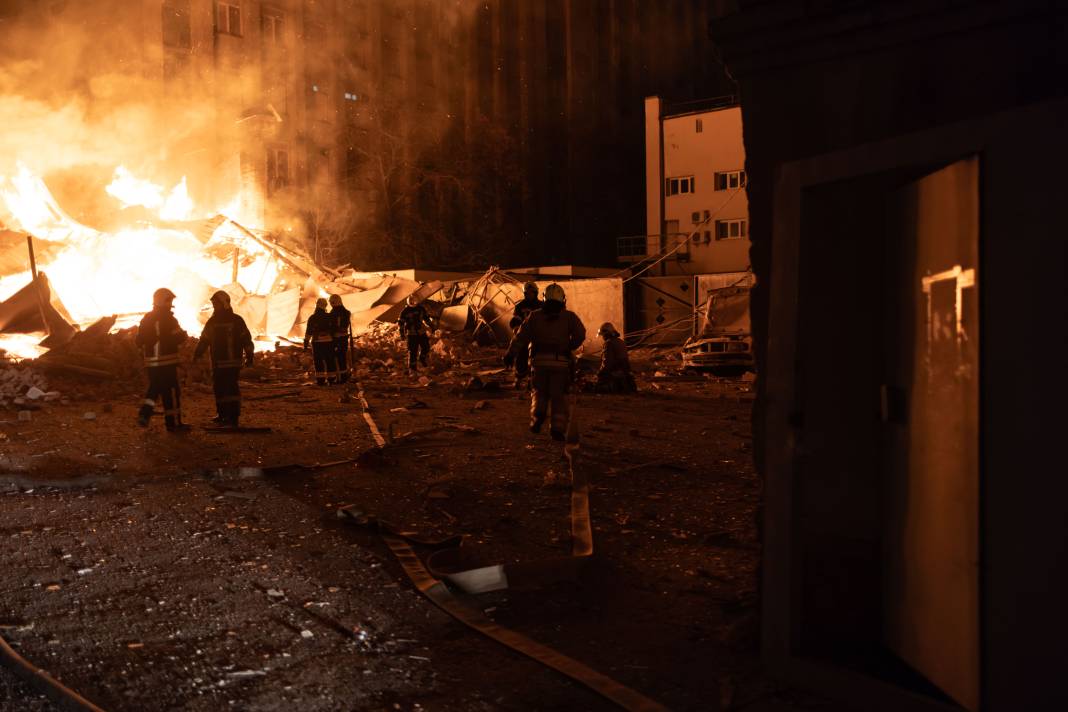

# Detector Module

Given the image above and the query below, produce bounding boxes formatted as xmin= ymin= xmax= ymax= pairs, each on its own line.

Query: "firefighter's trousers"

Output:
xmin=213 ymin=366 xmax=241 ymax=424
xmin=140 ymin=365 xmax=182 ymax=427
xmin=312 ymin=341 xmax=338 ymax=385
xmin=531 ymin=365 xmax=570 ymax=434
xmin=334 ymin=337 xmax=350 ymax=383
xmin=406 ymin=334 xmax=430 ymax=370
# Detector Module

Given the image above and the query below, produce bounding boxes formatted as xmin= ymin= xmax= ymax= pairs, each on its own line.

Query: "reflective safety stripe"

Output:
xmin=216 ymin=396 xmax=240 ymax=404
xmin=164 ymin=409 xmax=179 ymax=416
xmin=145 ymin=355 xmax=179 ymax=366
xmin=143 ymin=399 xmax=155 ymax=407
xmin=314 ymin=335 xmax=334 ymax=343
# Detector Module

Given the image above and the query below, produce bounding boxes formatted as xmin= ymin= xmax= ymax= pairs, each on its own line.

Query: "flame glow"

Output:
xmin=1 ymin=162 xmax=282 ymax=356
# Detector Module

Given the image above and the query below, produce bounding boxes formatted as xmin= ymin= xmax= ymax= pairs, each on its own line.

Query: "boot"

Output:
xmin=137 ymin=405 xmax=152 ymax=427
xmin=530 ymin=416 xmax=545 ymax=434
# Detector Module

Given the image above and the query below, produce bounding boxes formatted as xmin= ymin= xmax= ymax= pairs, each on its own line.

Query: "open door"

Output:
xmin=883 ymin=158 xmax=980 ymax=711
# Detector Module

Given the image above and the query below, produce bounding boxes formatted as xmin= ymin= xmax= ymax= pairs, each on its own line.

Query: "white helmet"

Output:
xmin=543 ymin=283 xmax=566 ymax=303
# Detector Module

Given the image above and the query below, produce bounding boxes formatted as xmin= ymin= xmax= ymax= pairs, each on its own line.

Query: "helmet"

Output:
xmin=543 ymin=283 xmax=565 ymax=303
xmin=210 ymin=290 xmax=231 ymax=308
xmin=315 ymin=297 xmax=328 ymax=310
xmin=598 ymin=322 xmax=619 ymax=338
xmin=406 ymin=294 xmax=419 ymax=306
xmin=523 ymin=282 xmax=539 ymax=297
xmin=152 ymin=288 xmax=176 ymax=308
xmin=329 ymin=294 xmax=343 ymax=307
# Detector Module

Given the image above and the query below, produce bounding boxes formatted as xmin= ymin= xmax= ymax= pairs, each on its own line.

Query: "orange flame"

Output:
xmin=0 ymin=163 xmax=280 ymax=358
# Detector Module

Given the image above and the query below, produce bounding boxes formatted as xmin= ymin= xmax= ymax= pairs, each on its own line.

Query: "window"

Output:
xmin=216 ymin=2 xmax=241 ymax=36
xmin=262 ymin=9 xmax=284 ymax=45
xmin=162 ymin=0 xmax=191 ymax=49
xmin=695 ymin=118 xmax=703 ymax=133
xmin=691 ymin=211 xmax=701 ymax=224
xmin=714 ymin=170 xmax=746 ymax=190
xmin=266 ymin=147 xmax=289 ymax=195
xmin=666 ymin=176 xmax=695 ymax=196
xmin=307 ymin=79 xmax=327 ymax=109
xmin=704 ymin=230 xmax=712 ymax=244
xmin=715 ymin=219 xmax=748 ymax=240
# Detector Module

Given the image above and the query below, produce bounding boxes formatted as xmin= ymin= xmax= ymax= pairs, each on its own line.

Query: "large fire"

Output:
xmin=0 ymin=163 xmax=281 ymax=358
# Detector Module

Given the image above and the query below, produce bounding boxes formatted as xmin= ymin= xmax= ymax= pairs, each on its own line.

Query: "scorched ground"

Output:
xmin=0 ymin=349 xmax=843 ymax=712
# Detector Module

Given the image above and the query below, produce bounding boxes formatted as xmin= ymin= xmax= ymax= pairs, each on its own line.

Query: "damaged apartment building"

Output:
xmin=1 ymin=1 xmax=733 ymax=270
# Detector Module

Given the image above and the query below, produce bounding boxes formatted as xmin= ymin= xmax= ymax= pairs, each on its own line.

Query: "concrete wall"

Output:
xmin=474 ymin=277 xmax=624 ymax=357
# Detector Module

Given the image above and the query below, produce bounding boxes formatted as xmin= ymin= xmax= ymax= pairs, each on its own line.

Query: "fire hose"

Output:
xmin=0 ymin=632 xmax=107 ymax=712
xmin=345 ymin=386 xmax=669 ymax=712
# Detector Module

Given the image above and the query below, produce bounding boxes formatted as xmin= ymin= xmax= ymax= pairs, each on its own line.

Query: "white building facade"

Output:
xmin=622 ymin=95 xmax=750 ymax=275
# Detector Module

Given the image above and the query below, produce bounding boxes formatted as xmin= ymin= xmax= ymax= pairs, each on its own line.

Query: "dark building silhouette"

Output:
xmin=711 ymin=2 xmax=1068 ymax=710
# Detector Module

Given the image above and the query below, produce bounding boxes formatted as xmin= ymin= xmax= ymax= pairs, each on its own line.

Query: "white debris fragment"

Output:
xmin=300 ymin=630 xmax=314 ymax=639
xmin=25 ymin=386 xmax=45 ymax=400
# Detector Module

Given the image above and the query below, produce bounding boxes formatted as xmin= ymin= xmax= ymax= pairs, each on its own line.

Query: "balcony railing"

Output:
xmin=616 ymin=233 xmax=691 ymax=263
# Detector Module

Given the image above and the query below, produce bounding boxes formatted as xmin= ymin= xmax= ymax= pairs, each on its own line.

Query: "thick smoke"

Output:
xmin=0 ymin=2 xmax=251 ymax=226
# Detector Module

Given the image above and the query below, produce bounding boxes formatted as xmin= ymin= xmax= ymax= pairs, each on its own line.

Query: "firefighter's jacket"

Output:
xmin=509 ymin=297 xmax=544 ymax=330
xmin=331 ymin=305 xmax=352 ymax=338
xmin=136 ymin=308 xmax=187 ymax=368
xmin=398 ymin=304 xmax=433 ymax=339
xmin=598 ymin=336 xmax=631 ymax=377
xmin=510 ymin=306 xmax=586 ymax=371
xmin=194 ymin=309 xmax=254 ymax=368
xmin=304 ymin=308 xmax=334 ymax=347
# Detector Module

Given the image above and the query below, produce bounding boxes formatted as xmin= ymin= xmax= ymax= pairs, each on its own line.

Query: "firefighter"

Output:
xmin=329 ymin=294 xmax=352 ymax=384
xmin=135 ymin=287 xmax=189 ymax=431
xmin=193 ymin=291 xmax=255 ymax=427
xmin=303 ymin=298 xmax=337 ymax=385
xmin=595 ymin=322 xmax=637 ymax=393
xmin=398 ymin=294 xmax=434 ymax=373
xmin=508 ymin=282 xmax=543 ymax=387
xmin=504 ymin=283 xmax=586 ymax=440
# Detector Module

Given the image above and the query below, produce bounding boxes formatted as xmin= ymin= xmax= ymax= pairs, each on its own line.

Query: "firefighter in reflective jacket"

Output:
xmin=398 ymin=294 xmax=434 ymax=373
xmin=304 ymin=298 xmax=337 ymax=385
xmin=194 ymin=291 xmax=254 ymax=427
xmin=329 ymin=294 xmax=352 ymax=384
xmin=508 ymin=282 xmax=543 ymax=386
xmin=505 ymin=283 xmax=586 ymax=440
xmin=135 ymin=287 xmax=189 ymax=431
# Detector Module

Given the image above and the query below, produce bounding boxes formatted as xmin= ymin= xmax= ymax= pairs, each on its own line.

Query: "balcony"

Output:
xmin=616 ymin=233 xmax=691 ymax=264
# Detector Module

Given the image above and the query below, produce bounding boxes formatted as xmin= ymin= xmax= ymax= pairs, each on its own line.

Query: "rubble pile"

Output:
xmin=352 ymin=322 xmax=405 ymax=370
xmin=0 ymin=365 xmax=51 ymax=408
